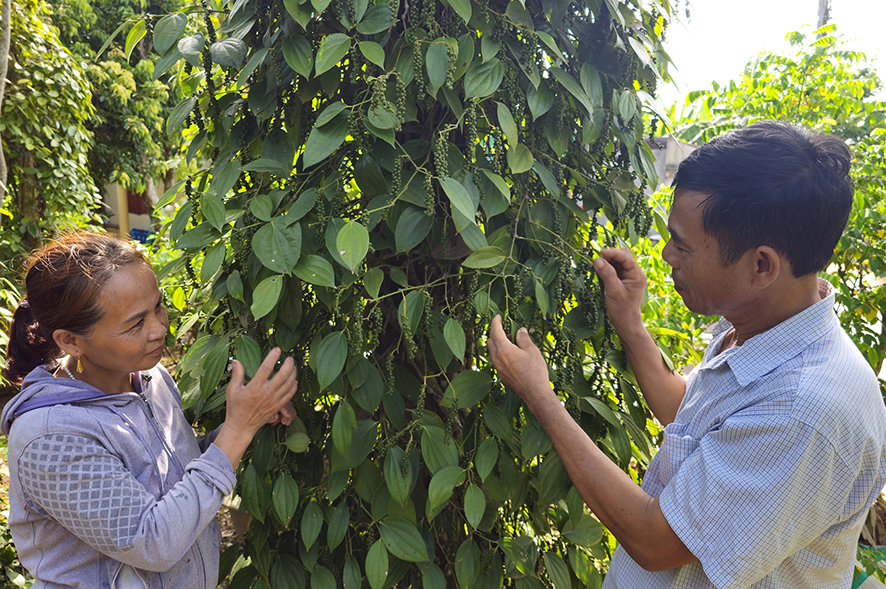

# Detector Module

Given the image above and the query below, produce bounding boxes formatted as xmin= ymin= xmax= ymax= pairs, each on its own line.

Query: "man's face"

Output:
xmin=662 ymin=189 xmax=753 ymax=316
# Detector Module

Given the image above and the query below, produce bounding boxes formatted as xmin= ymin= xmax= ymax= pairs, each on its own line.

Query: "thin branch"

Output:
xmin=0 ymin=0 xmax=11 ymax=210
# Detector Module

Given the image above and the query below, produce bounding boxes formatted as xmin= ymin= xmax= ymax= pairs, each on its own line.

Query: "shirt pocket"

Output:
xmin=656 ymin=424 xmax=701 ymax=487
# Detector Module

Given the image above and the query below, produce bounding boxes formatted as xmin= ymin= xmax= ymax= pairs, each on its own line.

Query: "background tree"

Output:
xmin=0 ymin=0 xmax=11 ymax=203
xmin=0 ymin=0 xmax=100 ymax=260
xmin=669 ymin=24 xmax=886 ymax=397
xmin=46 ymin=0 xmax=187 ymax=207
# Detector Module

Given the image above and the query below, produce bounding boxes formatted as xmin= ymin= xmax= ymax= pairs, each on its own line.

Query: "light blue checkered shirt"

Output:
xmin=604 ymin=280 xmax=886 ymax=589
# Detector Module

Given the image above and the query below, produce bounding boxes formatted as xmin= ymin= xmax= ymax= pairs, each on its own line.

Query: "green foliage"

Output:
xmin=0 ymin=435 xmax=33 ymax=588
xmin=0 ymin=500 xmax=33 ymax=587
xmin=150 ymin=0 xmax=676 ymax=585
xmin=669 ymin=25 xmax=886 ymax=396
xmin=634 ymin=188 xmax=707 ymax=370
xmin=0 ymin=0 xmax=102 ymax=259
xmin=45 ymin=0 xmax=187 ymax=192
xmin=856 ymin=545 xmax=886 ymax=584
xmin=0 ymin=263 xmax=22 ymax=396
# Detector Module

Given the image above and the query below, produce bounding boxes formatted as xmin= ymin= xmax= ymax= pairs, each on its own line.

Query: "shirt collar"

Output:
xmin=701 ymin=278 xmax=838 ymax=387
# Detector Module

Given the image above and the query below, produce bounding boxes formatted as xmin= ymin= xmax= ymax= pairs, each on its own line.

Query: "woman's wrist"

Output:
xmin=212 ymin=422 xmax=256 ymax=469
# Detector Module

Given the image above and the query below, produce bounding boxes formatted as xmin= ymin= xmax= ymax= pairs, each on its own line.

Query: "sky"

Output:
xmin=657 ymin=0 xmax=886 ymax=107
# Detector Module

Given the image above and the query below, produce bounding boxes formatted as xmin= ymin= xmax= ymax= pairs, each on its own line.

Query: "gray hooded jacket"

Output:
xmin=1 ymin=364 xmax=236 ymax=589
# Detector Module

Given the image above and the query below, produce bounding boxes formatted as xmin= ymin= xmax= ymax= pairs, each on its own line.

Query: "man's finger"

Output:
xmin=594 ymin=256 xmax=630 ymax=294
xmin=593 ymin=256 xmax=617 ymax=280
xmin=598 ymin=247 xmax=636 ymax=265
xmin=515 ymin=327 xmax=536 ymax=351
xmin=489 ymin=315 xmax=505 ymax=341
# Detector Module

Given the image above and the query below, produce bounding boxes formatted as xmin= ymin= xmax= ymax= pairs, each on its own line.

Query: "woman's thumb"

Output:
xmin=228 ymin=359 xmax=245 ymax=392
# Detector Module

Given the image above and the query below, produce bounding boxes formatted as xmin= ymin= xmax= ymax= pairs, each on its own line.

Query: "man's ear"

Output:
xmin=751 ymin=246 xmax=782 ymax=289
xmin=53 ymin=329 xmax=82 ymax=358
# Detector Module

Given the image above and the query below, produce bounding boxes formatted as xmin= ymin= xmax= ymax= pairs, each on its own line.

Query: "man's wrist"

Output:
xmin=518 ymin=378 xmax=557 ymax=414
xmin=609 ymin=311 xmax=647 ymax=343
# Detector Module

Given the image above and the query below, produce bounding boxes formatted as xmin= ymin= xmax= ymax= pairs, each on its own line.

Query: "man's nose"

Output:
xmin=662 ymin=239 xmax=678 ymax=268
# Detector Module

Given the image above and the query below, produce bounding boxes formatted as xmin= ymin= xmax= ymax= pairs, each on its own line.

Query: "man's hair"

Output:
xmin=672 ymin=120 xmax=853 ymax=277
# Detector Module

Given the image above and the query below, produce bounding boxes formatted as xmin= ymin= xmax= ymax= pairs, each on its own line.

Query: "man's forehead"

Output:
xmin=672 ymin=188 xmax=713 ymax=209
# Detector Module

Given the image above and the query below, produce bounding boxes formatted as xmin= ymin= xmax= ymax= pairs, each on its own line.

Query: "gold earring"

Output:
xmin=76 ymin=356 xmax=83 ymax=373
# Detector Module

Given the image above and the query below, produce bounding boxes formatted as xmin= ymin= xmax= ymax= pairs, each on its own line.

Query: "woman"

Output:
xmin=1 ymin=232 xmax=297 ymax=588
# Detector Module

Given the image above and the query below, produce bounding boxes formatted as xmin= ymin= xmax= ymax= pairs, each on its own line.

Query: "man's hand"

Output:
xmin=487 ymin=315 xmax=553 ymax=407
xmin=594 ymin=248 xmax=648 ymax=333
xmin=596 ymin=247 xmax=687 ymax=425
xmin=486 ymin=317 xmax=696 ymax=573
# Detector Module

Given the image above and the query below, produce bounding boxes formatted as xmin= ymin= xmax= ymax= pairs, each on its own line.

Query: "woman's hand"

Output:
xmin=267 ymin=402 xmax=296 ymax=426
xmin=213 ymin=348 xmax=298 ymax=468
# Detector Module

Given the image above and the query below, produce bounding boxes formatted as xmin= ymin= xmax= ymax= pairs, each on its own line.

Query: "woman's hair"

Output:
xmin=3 ymin=232 xmax=150 ymax=384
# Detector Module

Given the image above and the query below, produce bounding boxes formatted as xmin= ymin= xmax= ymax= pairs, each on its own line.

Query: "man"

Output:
xmin=488 ymin=121 xmax=886 ymax=588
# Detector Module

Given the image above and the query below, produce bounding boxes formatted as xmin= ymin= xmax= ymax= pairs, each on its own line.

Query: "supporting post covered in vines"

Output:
xmin=151 ymin=0 xmax=675 ymax=585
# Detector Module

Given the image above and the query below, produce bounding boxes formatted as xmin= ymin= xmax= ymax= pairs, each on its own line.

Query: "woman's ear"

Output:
xmin=53 ymin=329 xmax=81 ymax=358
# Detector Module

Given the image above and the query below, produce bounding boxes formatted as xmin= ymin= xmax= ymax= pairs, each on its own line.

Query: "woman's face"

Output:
xmin=77 ymin=263 xmax=169 ymax=381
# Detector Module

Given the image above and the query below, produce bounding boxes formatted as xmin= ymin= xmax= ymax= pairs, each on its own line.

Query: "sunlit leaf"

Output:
xmin=463 ymin=246 xmax=507 ymax=269
xmin=251 ymin=274 xmax=284 ymax=319
xmin=464 ymin=58 xmax=504 ymax=98
xmin=210 ymin=38 xmax=247 ymax=67
xmin=124 ymin=20 xmax=147 ymax=62
xmin=283 ymin=36 xmax=314 ymax=78
xmin=336 ymin=220 xmax=369 ymax=272
xmin=303 ymin=111 xmax=349 ymax=168
xmin=294 ymin=254 xmax=336 ymax=288
xmin=153 ymin=13 xmax=187 ymax=55
xmin=315 ymin=33 xmax=351 ymax=75
xmin=359 ymin=41 xmax=386 ymax=69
